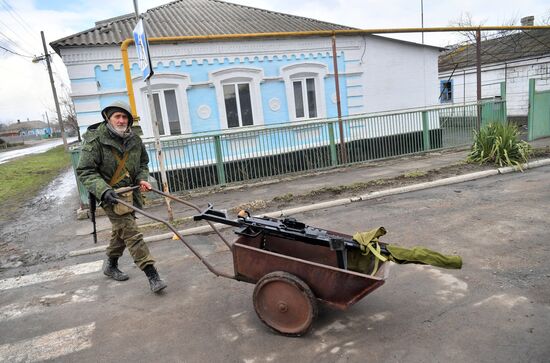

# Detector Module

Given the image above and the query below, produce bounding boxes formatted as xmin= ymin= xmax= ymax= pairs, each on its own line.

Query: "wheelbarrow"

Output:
xmin=114 ymin=187 xmax=390 ymax=336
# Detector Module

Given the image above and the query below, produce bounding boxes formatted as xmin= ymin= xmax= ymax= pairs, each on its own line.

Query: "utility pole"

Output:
xmin=133 ymin=0 xmax=174 ymax=221
xmin=476 ymin=29 xmax=482 ymax=131
xmin=420 ymin=0 xmax=424 ymax=44
xmin=331 ymin=35 xmax=347 ymax=164
xmin=38 ymin=30 xmax=67 ymax=149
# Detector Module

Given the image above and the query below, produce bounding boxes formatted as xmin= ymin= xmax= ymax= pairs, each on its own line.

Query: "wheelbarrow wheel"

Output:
xmin=253 ymin=271 xmax=317 ymax=336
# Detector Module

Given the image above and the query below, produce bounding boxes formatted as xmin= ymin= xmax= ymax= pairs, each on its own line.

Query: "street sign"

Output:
xmin=132 ymin=19 xmax=154 ymax=81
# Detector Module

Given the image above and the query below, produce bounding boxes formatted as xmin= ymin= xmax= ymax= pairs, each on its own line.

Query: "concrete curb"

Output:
xmin=68 ymin=158 xmax=550 ymax=257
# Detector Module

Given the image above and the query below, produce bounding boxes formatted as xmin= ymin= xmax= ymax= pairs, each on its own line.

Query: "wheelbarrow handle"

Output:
xmin=115 ymin=185 xmax=141 ymax=194
xmin=144 ymin=187 xmax=233 ymax=250
xmin=114 ymin=197 xmax=235 ymax=280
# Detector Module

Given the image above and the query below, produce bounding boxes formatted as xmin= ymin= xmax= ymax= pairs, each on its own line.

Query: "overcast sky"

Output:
xmin=0 ymin=0 xmax=548 ymax=124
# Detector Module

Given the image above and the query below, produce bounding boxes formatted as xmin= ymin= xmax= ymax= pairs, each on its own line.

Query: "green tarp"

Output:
xmin=348 ymin=228 xmax=462 ymax=275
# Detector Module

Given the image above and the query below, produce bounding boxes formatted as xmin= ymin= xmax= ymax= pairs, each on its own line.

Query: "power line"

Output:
xmin=1 ymin=0 xmax=38 ymax=40
xmin=0 ymin=44 xmax=33 ymax=58
xmin=0 ymin=14 xmax=36 ymax=54
xmin=0 ymin=31 xmax=33 ymax=56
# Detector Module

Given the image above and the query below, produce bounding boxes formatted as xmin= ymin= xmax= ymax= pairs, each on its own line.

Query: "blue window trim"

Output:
xmin=440 ymin=80 xmax=453 ymax=103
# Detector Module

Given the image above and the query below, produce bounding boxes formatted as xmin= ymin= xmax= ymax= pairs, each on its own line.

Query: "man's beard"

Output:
xmin=106 ymin=122 xmax=131 ymax=138
xmin=113 ymin=125 xmax=128 ymax=134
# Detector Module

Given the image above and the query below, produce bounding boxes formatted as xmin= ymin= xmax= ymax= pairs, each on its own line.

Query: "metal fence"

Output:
xmin=70 ymin=100 xmax=506 ymax=205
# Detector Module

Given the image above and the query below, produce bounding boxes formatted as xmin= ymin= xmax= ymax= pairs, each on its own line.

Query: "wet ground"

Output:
xmin=0 ymin=169 xmax=81 ymax=270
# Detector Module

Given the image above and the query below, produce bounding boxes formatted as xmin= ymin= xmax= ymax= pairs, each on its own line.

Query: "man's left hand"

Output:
xmin=139 ymin=180 xmax=152 ymax=192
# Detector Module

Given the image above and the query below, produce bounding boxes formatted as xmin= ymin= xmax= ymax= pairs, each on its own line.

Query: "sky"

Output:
xmin=0 ymin=0 xmax=548 ymax=125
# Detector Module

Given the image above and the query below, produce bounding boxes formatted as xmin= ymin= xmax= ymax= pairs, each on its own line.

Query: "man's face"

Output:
xmin=108 ymin=111 xmax=129 ymax=133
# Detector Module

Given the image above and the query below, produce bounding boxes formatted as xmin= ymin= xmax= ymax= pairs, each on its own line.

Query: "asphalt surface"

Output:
xmin=1 ymin=164 xmax=549 ymax=362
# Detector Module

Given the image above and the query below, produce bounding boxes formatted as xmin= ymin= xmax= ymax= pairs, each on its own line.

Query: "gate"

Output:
xmin=528 ymin=78 xmax=550 ymax=141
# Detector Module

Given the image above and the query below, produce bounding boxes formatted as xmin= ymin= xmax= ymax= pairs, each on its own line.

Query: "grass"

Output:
xmin=404 ymin=170 xmax=427 ymax=178
xmin=0 ymin=146 xmax=71 ymax=208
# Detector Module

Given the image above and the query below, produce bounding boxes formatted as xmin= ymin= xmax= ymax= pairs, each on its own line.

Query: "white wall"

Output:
xmin=362 ymin=36 xmax=441 ymax=113
xmin=439 ymin=56 xmax=550 ymax=117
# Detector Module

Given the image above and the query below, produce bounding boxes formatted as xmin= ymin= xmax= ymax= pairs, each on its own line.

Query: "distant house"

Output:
xmin=438 ymin=19 xmax=550 ymax=125
xmin=7 ymin=120 xmax=51 ymax=137
xmin=51 ymin=0 xmax=441 ymax=139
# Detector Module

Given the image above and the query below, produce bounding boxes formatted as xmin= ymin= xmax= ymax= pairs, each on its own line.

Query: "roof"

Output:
xmin=8 ymin=121 xmax=47 ymax=131
xmin=439 ymin=29 xmax=550 ymax=72
xmin=50 ymin=0 xmax=354 ymax=53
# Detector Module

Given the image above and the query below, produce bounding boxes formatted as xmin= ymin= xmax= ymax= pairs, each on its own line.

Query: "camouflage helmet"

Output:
xmin=101 ymin=101 xmax=134 ymax=126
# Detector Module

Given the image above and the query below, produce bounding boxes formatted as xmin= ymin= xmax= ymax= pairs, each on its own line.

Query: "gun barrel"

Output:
xmin=193 ymin=206 xmax=388 ymax=254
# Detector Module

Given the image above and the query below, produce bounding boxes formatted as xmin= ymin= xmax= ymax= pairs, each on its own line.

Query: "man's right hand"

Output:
xmin=102 ymin=189 xmax=119 ymax=204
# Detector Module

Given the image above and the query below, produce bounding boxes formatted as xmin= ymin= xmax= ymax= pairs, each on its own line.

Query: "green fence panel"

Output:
xmin=532 ymin=90 xmax=550 ymax=140
xmin=481 ymin=101 xmax=506 ymax=127
xmin=69 ymin=101 xmax=505 ymax=198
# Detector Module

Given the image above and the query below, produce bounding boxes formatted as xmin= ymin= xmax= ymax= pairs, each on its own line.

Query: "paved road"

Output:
xmin=0 ymin=138 xmax=77 ymax=164
xmin=1 ymin=166 xmax=549 ymax=362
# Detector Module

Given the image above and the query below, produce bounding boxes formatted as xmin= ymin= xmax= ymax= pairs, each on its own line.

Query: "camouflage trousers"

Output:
xmin=103 ymin=205 xmax=155 ymax=270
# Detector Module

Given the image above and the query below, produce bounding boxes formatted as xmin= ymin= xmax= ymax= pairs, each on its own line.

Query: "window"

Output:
xmin=133 ymin=73 xmax=191 ymax=138
xmin=223 ymin=83 xmax=253 ymax=128
xmin=292 ymin=78 xmax=318 ymax=119
xmin=210 ymin=68 xmax=265 ymax=129
xmin=440 ymin=80 xmax=453 ymax=103
xmin=281 ymin=63 xmax=328 ymax=121
xmin=151 ymin=89 xmax=182 ymax=135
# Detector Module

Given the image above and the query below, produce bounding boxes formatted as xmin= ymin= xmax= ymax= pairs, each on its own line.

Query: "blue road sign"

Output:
xmin=133 ymin=19 xmax=154 ymax=81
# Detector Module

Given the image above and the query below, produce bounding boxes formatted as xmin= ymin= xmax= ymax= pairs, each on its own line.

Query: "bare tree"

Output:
xmin=59 ymin=96 xmax=81 ymax=142
xmin=539 ymin=10 xmax=550 ymax=25
xmin=449 ymin=12 xmax=519 ymax=45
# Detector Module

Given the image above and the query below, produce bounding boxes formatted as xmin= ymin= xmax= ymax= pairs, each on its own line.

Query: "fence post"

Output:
xmin=500 ymin=81 xmax=507 ymax=124
xmin=500 ymin=81 xmax=506 ymax=101
xmin=327 ymin=122 xmax=338 ymax=166
xmin=422 ymin=111 xmax=431 ymax=151
xmin=214 ymin=135 xmax=226 ymax=185
xmin=527 ymin=79 xmax=535 ymax=141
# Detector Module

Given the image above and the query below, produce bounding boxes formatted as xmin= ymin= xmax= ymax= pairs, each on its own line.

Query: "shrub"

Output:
xmin=467 ymin=123 xmax=532 ymax=169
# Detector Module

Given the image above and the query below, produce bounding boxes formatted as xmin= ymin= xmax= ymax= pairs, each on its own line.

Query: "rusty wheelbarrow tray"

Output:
xmin=115 ymin=187 xmax=390 ymax=336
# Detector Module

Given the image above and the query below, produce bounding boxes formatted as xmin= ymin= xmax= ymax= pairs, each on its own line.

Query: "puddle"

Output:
xmin=36 ymin=169 xmax=79 ymax=206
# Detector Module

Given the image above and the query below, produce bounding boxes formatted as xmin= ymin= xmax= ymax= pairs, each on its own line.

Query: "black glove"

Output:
xmin=102 ymin=189 xmax=119 ymax=204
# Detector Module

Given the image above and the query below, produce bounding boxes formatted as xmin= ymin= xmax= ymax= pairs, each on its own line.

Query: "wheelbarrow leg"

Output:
xmin=253 ymin=271 xmax=317 ymax=337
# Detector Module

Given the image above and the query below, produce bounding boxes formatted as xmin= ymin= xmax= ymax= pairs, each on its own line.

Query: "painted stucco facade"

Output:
xmin=60 ymin=35 xmax=440 ymax=138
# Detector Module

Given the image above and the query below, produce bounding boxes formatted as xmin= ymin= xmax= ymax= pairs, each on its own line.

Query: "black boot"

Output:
xmin=103 ymin=257 xmax=129 ymax=281
xmin=143 ymin=265 xmax=167 ymax=293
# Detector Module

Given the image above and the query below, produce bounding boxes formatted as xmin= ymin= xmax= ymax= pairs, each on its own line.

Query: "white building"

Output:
xmin=51 ymin=0 xmax=441 ymax=138
xmin=438 ymin=24 xmax=550 ymax=124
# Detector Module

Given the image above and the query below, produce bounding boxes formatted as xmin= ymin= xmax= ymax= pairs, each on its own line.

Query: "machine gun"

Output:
xmin=193 ymin=204 xmax=388 ymax=269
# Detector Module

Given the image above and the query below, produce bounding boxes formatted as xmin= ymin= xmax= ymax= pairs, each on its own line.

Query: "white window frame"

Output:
xmin=222 ymin=82 xmax=255 ymax=128
xmin=210 ymin=68 xmax=264 ymax=129
xmin=281 ymin=63 xmax=328 ymax=121
xmin=291 ymin=77 xmax=319 ymax=120
xmin=133 ymin=73 xmax=191 ymax=137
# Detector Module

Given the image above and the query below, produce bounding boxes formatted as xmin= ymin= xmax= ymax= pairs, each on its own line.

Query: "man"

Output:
xmin=77 ymin=101 xmax=167 ymax=293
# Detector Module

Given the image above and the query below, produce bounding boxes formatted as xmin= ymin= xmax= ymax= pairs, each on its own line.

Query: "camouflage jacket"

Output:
xmin=76 ymin=122 xmax=150 ymax=208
